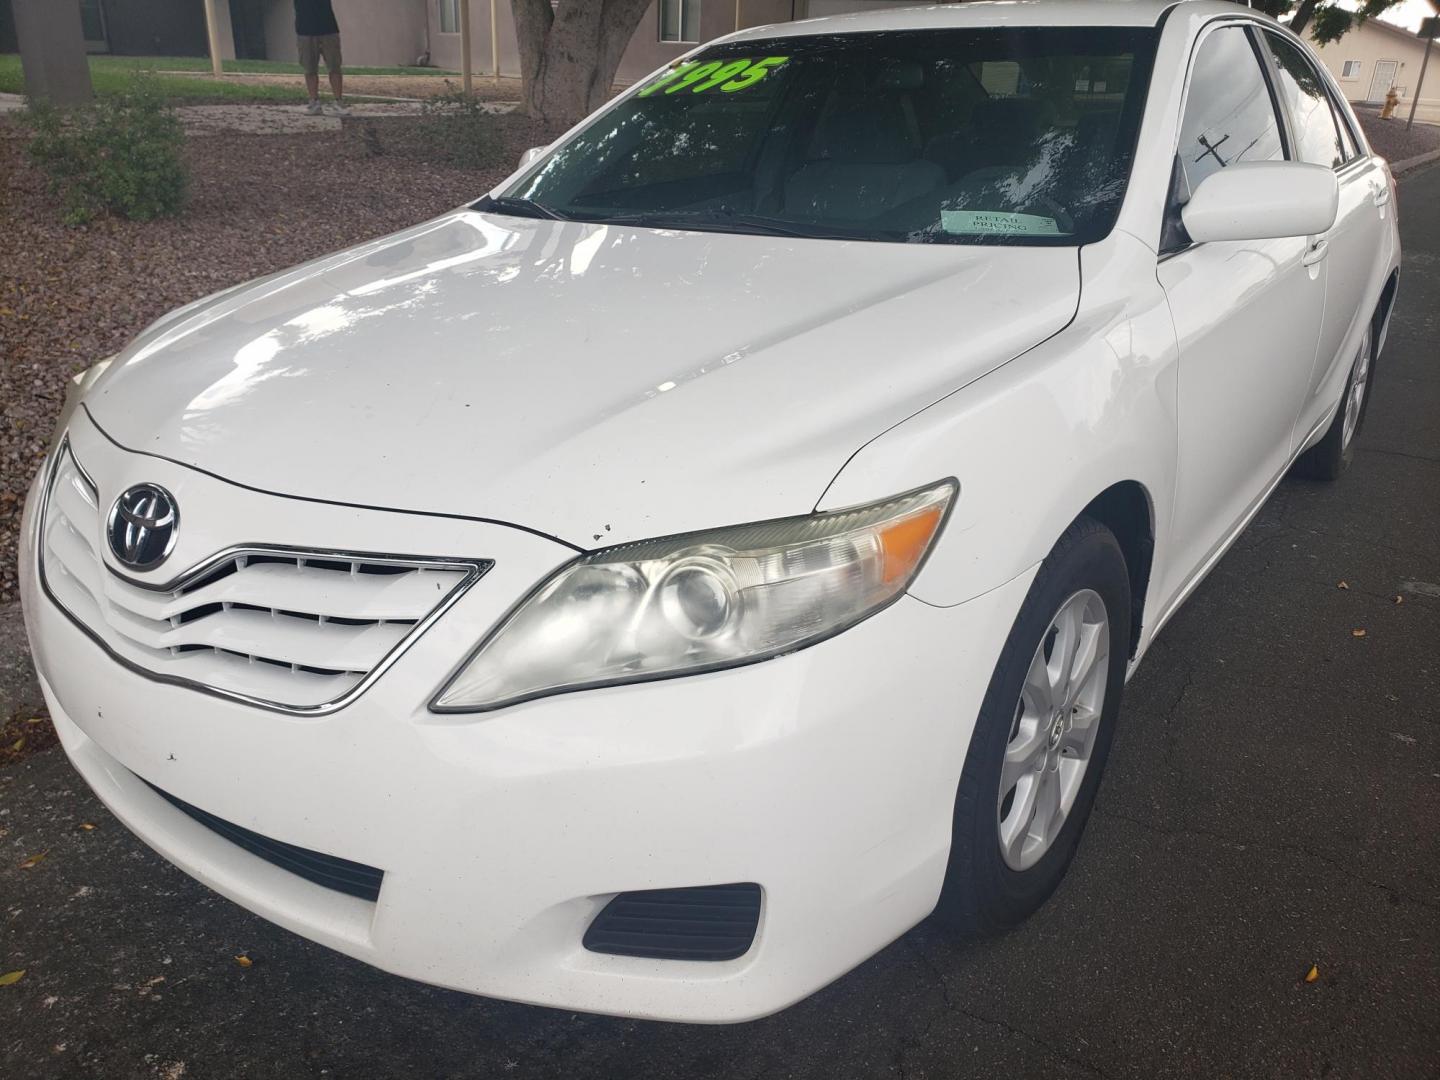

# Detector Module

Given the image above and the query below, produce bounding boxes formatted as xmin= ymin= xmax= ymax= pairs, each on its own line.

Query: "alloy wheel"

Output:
xmin=1342 ymin=327 xmax=1373 ymax=450
xmin=997 ymin=588 xmax=1110 ymax=871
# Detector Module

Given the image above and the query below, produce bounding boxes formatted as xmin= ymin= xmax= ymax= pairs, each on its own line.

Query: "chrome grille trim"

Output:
xmin=37 ymin=439 xmax=491 ymax=715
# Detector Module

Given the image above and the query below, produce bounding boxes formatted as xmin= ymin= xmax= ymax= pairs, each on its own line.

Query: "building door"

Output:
xmin=1367 ymin=59 xmax=1399 ymax=103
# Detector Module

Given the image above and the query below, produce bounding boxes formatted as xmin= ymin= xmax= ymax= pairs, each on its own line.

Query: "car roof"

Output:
xmin=726 ymin=0 xmax=1259 ymax=40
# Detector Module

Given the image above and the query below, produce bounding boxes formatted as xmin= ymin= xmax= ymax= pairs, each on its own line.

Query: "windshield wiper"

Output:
xmin=473 ymin=194 xmax=571 ymax=221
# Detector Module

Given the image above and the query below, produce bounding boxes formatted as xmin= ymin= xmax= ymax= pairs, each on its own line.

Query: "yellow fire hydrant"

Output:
xmin=1381 ymin=86 xmax=1401 ymax=119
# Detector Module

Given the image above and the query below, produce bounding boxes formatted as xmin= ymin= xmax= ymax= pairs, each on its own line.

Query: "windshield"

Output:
xmin=501 ymin=27 xmax=1157 ymax=246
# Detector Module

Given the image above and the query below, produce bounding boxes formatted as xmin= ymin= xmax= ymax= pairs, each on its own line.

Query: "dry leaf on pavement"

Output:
xmin=0 ymin=970 xmax=25 ymax=987
xmin=1352 ymin=628 xmax=1367 ymax=638
xmin=1305 ymin=965 xmax=1320 ymax=983
xmin=234 ymin=955 xmax=253 ymax=969
xmin=18 ymin=851 xmax=48 ymax=869
xmin=1337 ymin=581 xmax=1350 ymax=589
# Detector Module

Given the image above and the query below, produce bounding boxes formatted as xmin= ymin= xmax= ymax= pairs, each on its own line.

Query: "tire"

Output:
xmin=1296 ymin=321 xmax=1374 ymax=482
xmin=933 ymin=516 xmax=1130 ymax=935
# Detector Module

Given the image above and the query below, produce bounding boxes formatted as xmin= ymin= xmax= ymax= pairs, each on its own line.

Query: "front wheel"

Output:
xmin=1297 ymin=323 xmax=1374 ymax=481
xmin=933 ymin=517 xmax=1130 ymax=934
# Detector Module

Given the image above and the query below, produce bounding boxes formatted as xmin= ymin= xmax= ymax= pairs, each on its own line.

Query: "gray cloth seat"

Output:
xmin=783 ymin=93 xmax=943 ymax=223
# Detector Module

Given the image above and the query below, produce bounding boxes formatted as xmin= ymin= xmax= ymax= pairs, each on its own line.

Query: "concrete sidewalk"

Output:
xmin=0 ymin=92 xmax=517 ymax=134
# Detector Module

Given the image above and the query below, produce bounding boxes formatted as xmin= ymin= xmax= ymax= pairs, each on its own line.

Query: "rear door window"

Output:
xmin=1262 ymin=32 xmax=1347 ymax=169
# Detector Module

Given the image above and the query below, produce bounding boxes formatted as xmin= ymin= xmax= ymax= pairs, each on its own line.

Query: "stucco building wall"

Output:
xmin=1306 ymin=17 xmax=1440 ymax=125
xmin=261 ymin=0 xmax=428 ymax=68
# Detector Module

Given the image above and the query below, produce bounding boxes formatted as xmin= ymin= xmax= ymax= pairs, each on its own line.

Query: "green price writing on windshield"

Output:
xmin=637 ymin=56 xmax=789 ymax=97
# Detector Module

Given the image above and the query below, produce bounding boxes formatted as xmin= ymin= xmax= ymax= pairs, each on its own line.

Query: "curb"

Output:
xmin=1392 ymin=147 xmax=1440 ymax=175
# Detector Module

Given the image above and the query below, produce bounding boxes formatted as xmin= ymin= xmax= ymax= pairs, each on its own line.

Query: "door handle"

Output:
xmin=1373 ymin=185 xmax=1392 ymax=207
xmin=1302 ymin=239 xmax=1329 ymax=267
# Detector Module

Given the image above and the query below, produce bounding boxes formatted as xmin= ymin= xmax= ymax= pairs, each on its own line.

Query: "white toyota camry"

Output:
xmin=21 ymin=0 xmax=1400 ymax=1022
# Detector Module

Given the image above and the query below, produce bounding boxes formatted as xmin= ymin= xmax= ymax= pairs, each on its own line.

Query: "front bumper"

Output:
xmin=20 ymin=420 xmax=1031 ymax=1022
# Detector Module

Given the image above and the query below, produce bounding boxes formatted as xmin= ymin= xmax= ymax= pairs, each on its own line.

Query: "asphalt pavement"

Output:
xmin=2 ymin=165 xmax=1438 ymax=1079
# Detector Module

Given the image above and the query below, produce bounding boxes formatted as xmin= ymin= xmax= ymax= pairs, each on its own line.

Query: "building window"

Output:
xmin=1341 ymin=60 xmax=1363 ymax=78
xmin=660 ymin=0 xmax=700 ymax=43
xmin=79 ymin=0 xmax=108 ymax=50
xmin=439 ymin=0 xmax=460 ymax=34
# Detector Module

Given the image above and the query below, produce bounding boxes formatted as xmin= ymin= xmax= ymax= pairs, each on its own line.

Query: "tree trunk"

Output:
xmin=1289 ymin=0 xmax=1322 ymax=36
xmin=513 ymin=0 xmax=657 ymax=125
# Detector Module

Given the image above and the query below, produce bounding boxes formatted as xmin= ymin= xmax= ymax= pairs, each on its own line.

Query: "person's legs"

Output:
xmin=322 ymin=34 xmax=345 ymax=110
xmin=298 ymin=35 xmax=322 ymax=113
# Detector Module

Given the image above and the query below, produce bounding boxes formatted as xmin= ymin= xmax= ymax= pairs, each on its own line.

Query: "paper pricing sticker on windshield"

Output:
xmin=638 ymin=56 xmax=789 ymax=97
xmin=941 ymin=210 xmax=1063 ymax=236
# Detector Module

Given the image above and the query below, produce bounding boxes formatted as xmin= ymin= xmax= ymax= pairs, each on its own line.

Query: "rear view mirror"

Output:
xmin=518 ymin=145 xmax=546 ymax=170
xmin=1181 ymin=161 xmax=1339 ymax=243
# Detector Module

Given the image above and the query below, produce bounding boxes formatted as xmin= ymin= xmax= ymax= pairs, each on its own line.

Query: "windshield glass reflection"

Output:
xmin=502 ymin=28 xmax=1157 ymax=247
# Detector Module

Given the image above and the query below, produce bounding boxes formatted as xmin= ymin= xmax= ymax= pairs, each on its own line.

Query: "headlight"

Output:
xmin=50 ymin=357 xmax=114 ymax=448
xmin=432 ymin=480 xmax=955 ymax=712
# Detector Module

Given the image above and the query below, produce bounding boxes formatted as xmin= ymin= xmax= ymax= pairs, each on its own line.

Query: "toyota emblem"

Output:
xmin=107 ymin=484 xmax=179 ymax=571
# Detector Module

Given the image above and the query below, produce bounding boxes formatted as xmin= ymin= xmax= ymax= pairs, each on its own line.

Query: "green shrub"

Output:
xmin=27 ymin=74 xmax=188 ymax=225
xmin=414 ymin=82 xmax=499 ymax=168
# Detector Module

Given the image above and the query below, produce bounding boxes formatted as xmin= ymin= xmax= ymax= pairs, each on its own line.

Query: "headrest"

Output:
xmin=970 ymin=96 xmax=1055 ymax=136
xmin=874 ymin=61 xmax=923 ymax=91
xmin=809 ymin=98 xmax=919 ymax=164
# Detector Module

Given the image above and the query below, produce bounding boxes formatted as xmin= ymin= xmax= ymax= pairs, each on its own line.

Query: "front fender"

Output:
xmin=818 ymin=232 xmax=1179 ymax=628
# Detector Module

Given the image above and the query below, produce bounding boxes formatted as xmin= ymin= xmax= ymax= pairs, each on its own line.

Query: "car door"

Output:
xmin=1157 ymin=22 xmax=1327 ymax=603
xmin=1259 ymin=30 xmax=1389 ymax=443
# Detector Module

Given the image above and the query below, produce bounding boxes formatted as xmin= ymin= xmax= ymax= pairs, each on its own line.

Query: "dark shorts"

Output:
xmin=297 ymin=33 xmax=341 ymax=76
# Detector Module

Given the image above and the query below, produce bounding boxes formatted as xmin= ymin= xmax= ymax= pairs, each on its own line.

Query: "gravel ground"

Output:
xmin=0 ymin=113 xmax=559 ymax=607
xmin=1355 ymin=107 xmax=1440 ymax=163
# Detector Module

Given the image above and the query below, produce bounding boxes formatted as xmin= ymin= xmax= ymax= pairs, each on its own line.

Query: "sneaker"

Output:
xmin=328 ymin=102 xmax=351 ymax=117
xmin=304 ymin=99 xmax=323 ymax=115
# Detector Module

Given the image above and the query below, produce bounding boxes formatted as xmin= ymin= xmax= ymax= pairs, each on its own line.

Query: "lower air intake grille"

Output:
xmin=144 ymin=779 xmax=384 ymax=902
xmin=583 ymin=883 xmax=761 ymax=961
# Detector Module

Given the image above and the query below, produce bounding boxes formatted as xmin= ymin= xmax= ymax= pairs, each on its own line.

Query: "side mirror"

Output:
xmin=1181 ymin=161 xmax=1339 ymax=243
xmin=518 ymin=145 xmax=546 ymax=170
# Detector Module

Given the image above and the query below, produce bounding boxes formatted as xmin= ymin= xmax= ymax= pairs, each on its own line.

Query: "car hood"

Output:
xmin=87 ymin=211 xmax=1079 ymax=548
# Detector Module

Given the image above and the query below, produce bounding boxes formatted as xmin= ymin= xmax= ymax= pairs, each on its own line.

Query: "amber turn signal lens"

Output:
xmin=878 ymin=505 xmax=946 ymax=586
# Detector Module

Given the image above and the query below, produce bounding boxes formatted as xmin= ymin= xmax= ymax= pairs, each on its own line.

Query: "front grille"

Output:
xmin=144 ymin=778 xmax=384 ymax=902
xmin=583 ymin=884 xmax=762 ymax=961
xmin=40 ymin=444 xmax=485 ymax=711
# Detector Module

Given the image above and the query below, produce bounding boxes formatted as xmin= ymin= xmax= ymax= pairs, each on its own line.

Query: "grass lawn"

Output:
xmin=0 ymin=54 xmax=458 ymax=102
xmin=91 ymin=55 xmax=458 ymax=77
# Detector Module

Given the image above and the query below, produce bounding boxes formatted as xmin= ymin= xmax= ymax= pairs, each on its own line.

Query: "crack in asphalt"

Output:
xmin=1093 ymin=807 xmax=1440 ymax=914
xmin=1356 ymin=445 xmax=1440 ymax=466
xmin=1137 ymin=639 xmax=1200 ymax=789
xmin=898 ymin=936 xmax=1113 ymax=1079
